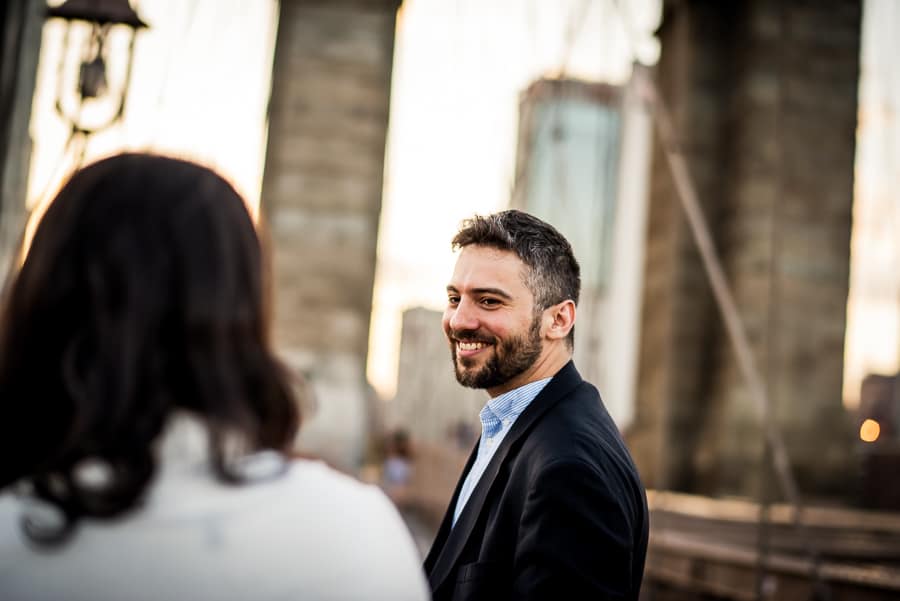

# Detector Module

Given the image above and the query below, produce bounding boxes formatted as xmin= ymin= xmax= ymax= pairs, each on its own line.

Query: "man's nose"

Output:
xmin=449 ymin=298 xmax=479 ymax=332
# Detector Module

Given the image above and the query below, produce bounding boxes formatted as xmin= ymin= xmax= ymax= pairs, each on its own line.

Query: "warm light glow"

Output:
xmin=860 ymin=419 xmax=881 ymax=443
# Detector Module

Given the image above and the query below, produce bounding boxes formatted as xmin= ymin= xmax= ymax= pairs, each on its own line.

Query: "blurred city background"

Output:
xmin=2 ymin=0 xmax=899 ymax=598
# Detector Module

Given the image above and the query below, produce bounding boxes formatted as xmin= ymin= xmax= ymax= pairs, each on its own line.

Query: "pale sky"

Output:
xmin=370 ymin=0 xmax=660 ymax=398
xmin=844 ymin=0 xmax=900 ymax=406
xmin=27 ymin=0 xmax=898 ymax=407
xmin=29 ymin=0 xmax=278 ymax=214
xmin=29 ymin=0 xmax=660 ymax=401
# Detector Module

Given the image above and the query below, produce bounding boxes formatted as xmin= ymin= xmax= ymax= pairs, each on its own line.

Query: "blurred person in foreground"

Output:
xmin=424 ymin=210 xmax=648 ymax=600
xmin=0 ymin=153 xmax=429 ymax=601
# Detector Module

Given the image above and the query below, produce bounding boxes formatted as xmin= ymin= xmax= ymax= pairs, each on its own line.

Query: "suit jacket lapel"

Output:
xmin=423 ymin=439 xmax=479 ymax=572
xmin=426 ymin=361 xmax=583 ymax=592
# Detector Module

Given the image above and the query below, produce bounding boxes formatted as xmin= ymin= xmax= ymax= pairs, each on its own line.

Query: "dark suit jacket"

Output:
xmin=424 ymin=361 xmax=649 ymax=601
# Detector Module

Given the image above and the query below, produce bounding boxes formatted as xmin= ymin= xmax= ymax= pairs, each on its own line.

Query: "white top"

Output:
xmin=0 ymin=416 xmax=430 ymax=601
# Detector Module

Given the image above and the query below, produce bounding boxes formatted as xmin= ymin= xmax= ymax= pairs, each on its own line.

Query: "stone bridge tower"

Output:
xmin=628 ymin=0 xmax=861 ymax=502
xmin=260 ymin=0 xmax=402 ymax=470
xmin=0 ymin=0 xmax=43 ymax=279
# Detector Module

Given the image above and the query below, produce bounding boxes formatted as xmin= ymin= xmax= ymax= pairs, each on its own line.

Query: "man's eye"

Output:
xmin=448 ymin=296 xmax=460 ymax=305
xmin=481 ymin=298 xmax=500 ymax=307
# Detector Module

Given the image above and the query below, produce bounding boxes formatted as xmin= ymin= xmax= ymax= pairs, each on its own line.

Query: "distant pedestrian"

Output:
xmin=382 ymin=428 xmax=414 ymax=506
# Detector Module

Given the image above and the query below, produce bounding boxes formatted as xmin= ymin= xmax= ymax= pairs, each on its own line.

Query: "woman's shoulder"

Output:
xmin=281 ymin=458 xmax=385 ymax=499
xmin=277 ymin=457 xmax=409 ymax=525
xmin=267 ymin=458 xmax=430 ymax=599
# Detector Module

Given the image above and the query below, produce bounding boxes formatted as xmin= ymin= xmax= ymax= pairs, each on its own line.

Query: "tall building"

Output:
xmin=389 ymin=307 xmax=483 ymax=449
xmin=510 ymin=73 xmax=654 ymax=430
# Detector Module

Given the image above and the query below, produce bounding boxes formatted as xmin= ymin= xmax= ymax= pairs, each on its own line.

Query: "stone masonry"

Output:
xmin=629 ymin=0 xmax=860 ymax=501
xmin=0 ymin=0 xmax=43 ymax=279
xmin=260 ymin=0 xmax=402 ymax=470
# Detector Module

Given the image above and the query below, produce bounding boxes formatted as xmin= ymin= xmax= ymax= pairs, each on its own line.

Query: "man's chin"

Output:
xmin=454 ymin=364 xmax=485 ymax=389
xmin=456 ymin=355 xmax=480 ymax=369
xmin=456 ymin=376 xmax=485 ymax=389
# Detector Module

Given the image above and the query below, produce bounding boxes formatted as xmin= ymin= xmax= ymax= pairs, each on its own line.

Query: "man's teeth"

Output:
xmin=458 ymin=341 xmax=487 ymax=351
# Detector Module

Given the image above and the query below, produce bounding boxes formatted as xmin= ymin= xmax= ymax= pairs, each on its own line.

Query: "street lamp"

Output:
xmin=45 ymin=0 xmax=148 ymax=140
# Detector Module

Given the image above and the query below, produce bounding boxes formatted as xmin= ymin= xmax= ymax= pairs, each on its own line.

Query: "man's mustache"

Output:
xmin=449 ymin=329 xmax=495 ymax=345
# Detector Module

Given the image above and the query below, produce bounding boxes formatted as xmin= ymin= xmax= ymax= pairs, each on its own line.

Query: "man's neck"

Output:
xmin=486 ymin=347 xmax=572 ymax=398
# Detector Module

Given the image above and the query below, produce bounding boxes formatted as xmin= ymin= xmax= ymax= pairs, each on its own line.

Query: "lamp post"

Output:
xmin=44 ymin=0 xmax=148 ymax=157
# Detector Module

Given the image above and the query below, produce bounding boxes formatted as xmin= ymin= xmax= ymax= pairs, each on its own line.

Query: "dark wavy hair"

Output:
xmin=0 ymin=153 xmax=300 ymax=545
xmin=452 ymin=209 xmax=581 ymax=348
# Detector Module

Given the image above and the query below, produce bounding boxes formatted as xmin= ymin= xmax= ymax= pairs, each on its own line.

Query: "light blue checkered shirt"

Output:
xmin=452 ymin=377 xmax=553 ymax=526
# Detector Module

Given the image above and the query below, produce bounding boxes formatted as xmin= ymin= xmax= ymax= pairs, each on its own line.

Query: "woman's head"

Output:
xmin=0 ymin=153 xmax=299 ymax=541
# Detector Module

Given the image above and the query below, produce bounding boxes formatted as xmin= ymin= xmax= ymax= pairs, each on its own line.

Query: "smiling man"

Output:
xmin=424 ymin=210 xmax=649 ymax=601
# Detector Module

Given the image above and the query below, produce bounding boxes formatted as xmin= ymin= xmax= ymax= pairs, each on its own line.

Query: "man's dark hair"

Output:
xmin=0 ymin=153 xmax=300 ymax=545
xmin=452 ymin=209 xmax=581 ymax=346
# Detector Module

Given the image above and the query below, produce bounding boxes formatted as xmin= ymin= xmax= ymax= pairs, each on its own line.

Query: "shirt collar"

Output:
xmin=479 ymin=377 xmax=552 ymax=438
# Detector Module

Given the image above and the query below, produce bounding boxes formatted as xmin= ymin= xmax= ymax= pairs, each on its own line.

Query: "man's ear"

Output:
xmin=543 ymin=300 xmax=576 ymax=341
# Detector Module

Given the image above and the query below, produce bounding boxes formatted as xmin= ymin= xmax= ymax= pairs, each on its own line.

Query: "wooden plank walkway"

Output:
xmin=645 ymin=490 xmax=900 ymax=600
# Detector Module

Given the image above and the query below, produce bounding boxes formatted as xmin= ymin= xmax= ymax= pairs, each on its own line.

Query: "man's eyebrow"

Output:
xmin=445 ymin=285 xmax=513 ymax=301
xmin=472 ymin=287 xmax=513 ymax=300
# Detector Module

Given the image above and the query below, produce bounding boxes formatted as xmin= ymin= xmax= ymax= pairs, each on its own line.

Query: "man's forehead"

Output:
xmin=455 ymin=244 xmax=522 ymax=264
xmin=449 ymin=246 xmax=529 ymax=291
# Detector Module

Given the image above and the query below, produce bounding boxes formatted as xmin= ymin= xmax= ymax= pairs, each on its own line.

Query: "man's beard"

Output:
xmin=450 ymin=315 xmax=542 ymax=390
